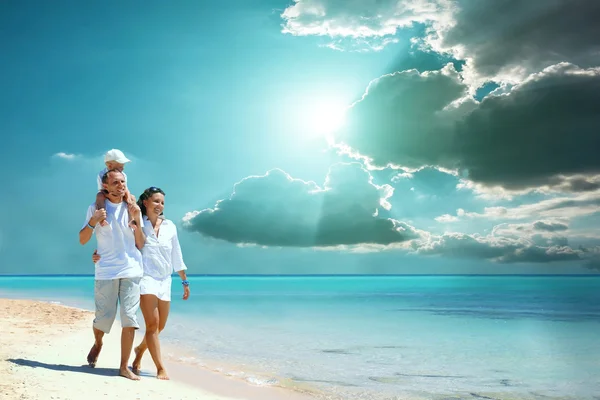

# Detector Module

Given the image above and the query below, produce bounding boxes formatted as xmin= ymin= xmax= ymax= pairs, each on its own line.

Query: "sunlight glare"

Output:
xmin=309 ymin=102 xmax=347 ymax=138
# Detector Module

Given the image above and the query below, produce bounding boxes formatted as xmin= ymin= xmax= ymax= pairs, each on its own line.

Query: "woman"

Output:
xmin=93 ymin=186 xmax=190 ymax=380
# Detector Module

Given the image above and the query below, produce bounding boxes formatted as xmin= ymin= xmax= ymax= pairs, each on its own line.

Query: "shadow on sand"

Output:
xmin=7 ymin=358 xmax=117 ymax=377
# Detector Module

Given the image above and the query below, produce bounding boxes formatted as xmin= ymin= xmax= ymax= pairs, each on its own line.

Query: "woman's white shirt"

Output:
xmin=141 ymin=216 xmax=187 ymax=280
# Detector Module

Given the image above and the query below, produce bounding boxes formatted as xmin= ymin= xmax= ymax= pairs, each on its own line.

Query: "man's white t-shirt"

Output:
xmin=97 ymin=168 xmax=128 ymax=192
xmin=83 ymin=199 xmax=143 ymax=280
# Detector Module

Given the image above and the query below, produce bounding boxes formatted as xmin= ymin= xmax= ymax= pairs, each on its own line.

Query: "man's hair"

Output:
xmin=101 ymin=169 xmax=124 ymax=184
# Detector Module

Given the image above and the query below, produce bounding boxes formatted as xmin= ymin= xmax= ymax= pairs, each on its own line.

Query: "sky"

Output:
xmin=1 ymin=0 xmax=599 ymax=275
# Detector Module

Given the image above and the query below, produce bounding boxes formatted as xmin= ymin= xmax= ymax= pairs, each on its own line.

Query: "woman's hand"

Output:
xmin=92 ymin=249 xmax=101 ymax=263
xmin=128 ymin=202 xmax=142 ymax=219
xmin=183 ymin=285 xmax=190 ymax=300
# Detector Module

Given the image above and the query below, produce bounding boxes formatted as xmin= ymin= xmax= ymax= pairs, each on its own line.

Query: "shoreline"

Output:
xmin=0 ymin=298 xmax=314 ymax=400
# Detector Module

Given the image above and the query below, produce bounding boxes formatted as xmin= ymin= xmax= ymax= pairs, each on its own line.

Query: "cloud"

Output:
xmin=182 ymin=164 xmax=599 ymax=268
xmin=414 ymin=231 xmax=583 ymax=263
xmin=438 ymin=190 xmax=600 ymax=222
xmin=531 ymin=221 xmax=569 ymax=233
xmin=434 ymin=214 xmax=459 ymax=223
xmin=429 ymin=0 xmax=600 ymax=84
xmin=280 ymin=0 xmax=445 ymax=42
xmin=52 ymin=152 xmax=78 ymax=160
xmin=335 ymin=62 xmax=470 ymax=171
xmin=336 ymin=62 xmax=600 ymax=192
xmin=414 ymin=217 xmax=600 ymax=266
xmin=281 ymin=0 xmax=600 ymax=83
xmin=182 ymin=163 xmax=422 ymax=247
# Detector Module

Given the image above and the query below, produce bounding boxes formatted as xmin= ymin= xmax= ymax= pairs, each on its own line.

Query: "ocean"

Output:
xmin=1 ymin=275 xmax=598 ymax=400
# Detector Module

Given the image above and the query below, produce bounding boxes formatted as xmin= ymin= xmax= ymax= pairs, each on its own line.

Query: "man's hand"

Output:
xmin=90 ymin=209 xmax=106 ymax=226
xmin=92 ymin=249 xmax=101 ymax=263
xmin=183 ymin=285 xmax=190 ymax=300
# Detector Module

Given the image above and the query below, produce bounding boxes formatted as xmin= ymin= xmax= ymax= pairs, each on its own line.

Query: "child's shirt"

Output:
xmin=97 ymin=168 xmax=128 ymax=191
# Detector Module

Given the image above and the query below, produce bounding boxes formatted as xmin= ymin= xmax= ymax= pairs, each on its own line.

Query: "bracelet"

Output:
xmin=87 ymin=222 xmax=95 ymax=230
xmin=181 ymin=280 xmax=189 ymax=287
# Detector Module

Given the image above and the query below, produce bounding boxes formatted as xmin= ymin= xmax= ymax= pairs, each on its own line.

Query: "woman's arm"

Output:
xmin=172 ymin=226 xmax=190 ymax=300
xmin=129 ymin=203 xmax=146 ymax=250
xmin=177 ymin=270 xmax=190 ymax=300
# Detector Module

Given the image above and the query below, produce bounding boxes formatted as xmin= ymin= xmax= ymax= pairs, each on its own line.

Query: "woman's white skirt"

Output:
xmin=140 ymin=275 xmax=172 ymax=302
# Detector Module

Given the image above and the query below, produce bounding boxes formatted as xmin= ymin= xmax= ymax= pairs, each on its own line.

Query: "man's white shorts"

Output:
xmin=93 ymin=277 xmax=141 ymax=333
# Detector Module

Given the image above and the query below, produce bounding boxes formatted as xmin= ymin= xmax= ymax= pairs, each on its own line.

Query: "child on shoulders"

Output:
xmin=95 ymin=149 xmax=136 ymax=226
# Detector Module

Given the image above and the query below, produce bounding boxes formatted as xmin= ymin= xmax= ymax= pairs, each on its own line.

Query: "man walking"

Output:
xmin=79 ymin=169 xmax=146 ymax=380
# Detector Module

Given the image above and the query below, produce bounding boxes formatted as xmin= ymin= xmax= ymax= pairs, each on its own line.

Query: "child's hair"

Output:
xmin=137 ymin=186 xmax=166 ymax=216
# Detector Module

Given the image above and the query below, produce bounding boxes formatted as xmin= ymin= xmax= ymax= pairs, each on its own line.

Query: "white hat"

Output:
xmin=104 ymin=149 xmax=131 ymax=164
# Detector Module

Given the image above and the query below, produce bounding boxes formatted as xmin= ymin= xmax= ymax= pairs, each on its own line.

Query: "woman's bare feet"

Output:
xmin=131 ymin=346 xmax=143 ymax=375
xmin=119 ymin=367 xmax=141 ymax=381
xmin=156 ymin=368 xmax=169 ymax=380
xmin=86 ymin=343 xmax=102 ymax=367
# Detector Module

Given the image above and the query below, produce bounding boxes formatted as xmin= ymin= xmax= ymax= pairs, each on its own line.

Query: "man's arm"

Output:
xmin=79 ymin=208 xmax=106 ymax=245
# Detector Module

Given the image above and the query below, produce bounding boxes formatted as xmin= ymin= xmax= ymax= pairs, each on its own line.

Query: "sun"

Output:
xmin=309 ymin=102 xmax=347 ymax=138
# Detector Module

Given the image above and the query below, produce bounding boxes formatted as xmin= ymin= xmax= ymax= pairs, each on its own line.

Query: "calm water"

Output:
xmin=1 ymin=275 xmax=599 ymax=399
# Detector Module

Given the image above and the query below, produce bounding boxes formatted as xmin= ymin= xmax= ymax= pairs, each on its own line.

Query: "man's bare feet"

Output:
xmin=119 ymin=367 xmax=141 ymax=381
xmin=131 ymin=346 xmax=142 ymax=375
xmin=86 ymin=343 xmax=102 ymax=367
xmin=157 ymin=368 xmax=169 ymax=380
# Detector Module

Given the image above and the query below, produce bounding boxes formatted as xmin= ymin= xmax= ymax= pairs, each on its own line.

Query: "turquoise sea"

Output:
xmin=1 ymin=275 xmax=599 ymax=399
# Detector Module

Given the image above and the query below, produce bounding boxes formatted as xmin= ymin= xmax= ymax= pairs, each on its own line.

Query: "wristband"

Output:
xmin=181 ymin=280 xmax=189 ymax=286
xmin=87 ymin=222 xmax=95 ymax=230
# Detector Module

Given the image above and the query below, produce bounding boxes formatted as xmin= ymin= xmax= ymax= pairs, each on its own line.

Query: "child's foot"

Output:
xmin=100 ymin=220 xmax=109 ymax=227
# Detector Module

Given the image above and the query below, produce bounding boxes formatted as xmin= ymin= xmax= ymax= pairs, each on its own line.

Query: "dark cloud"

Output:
xmin=436 ymin=0 xmax=600 ymax=82
xmin=455 ymin=63 xmax=600 ymax=190
xmin=338 ymin=63 xmax=469 ymax=170
xmin=182 ymin=163 xmax=422 ymax=247
xmin=337 ymin=63 xmax=600 ymax=191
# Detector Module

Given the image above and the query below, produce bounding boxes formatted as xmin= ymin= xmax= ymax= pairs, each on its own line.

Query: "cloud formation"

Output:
xmin=182 ymin=163 xmax=422 ymax=247
xmin=182 ymin=163 xmax=599 ymax=268
xmin=336 ymin=63 xmax=600 ymax=192
xmin=281 ymin=0 xmax=600 ymax=83
xmin=436 ymin=190 xmax=600 ymax=222
xmin=415 ymin=232 xmax=582 ymax=264
xmin=415 ymin=218 xmax=600 ymax=267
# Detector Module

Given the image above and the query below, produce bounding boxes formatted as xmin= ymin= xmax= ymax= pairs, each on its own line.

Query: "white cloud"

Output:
xmin=435 ymin=190 xmax=600 ymax=223
xmin=434 ymin=214 xmax=459 ymax=223
xmin=52 ymin=152 xmax=78 ymax=160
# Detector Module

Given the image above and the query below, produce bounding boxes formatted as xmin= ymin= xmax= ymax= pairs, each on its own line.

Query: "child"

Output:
xmin=95 ymin=149 xmax=136 ymax=226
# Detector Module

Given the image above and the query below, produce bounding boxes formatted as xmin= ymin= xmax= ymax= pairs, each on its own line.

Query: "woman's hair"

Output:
xmin=137 ymin=186 xmax=165 ymax=216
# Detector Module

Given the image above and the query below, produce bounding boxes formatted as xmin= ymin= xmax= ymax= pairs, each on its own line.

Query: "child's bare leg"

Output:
xmin=95 ymin=191 xmax=109 ymax=226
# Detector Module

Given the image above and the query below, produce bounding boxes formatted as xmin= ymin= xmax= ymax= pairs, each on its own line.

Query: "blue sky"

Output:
xmin=1 ymin=0 xmax=599 ymax=275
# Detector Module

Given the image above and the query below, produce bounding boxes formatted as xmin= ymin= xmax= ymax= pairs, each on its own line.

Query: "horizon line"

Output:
xmin=0 ymin=273 xmax=598 ymax=277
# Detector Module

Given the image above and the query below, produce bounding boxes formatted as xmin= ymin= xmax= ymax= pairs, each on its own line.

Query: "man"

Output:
xmin=79 ymin=169 xmax=146 ymax=380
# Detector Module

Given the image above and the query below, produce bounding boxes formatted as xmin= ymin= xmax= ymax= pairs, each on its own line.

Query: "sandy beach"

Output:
xmin=0 ymin=298 xmax=313 ymax=400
